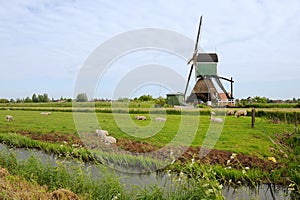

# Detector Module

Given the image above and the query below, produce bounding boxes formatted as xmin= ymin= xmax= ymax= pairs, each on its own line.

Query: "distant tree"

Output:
xmin=16 ymin=98 xmax=23 ymax=103
xmin=42 ymin=93 xmax=49 ymax=102
xmin=24 ymin=97 xmax=32 ymax=103
xmin=32 ymin=93 xmax=38 ymax=102
xmin=37 ymin=94 xmax=43 ymax=102
xmin=154 ymin=96 xmax=166 ymax=107
xmin=76 ymin=93 xmax=88 ymax=102
xmin=138 ymin=94 xmax=153 ymax=101
xmin=9 ymin=98 xmax=15 ymax=103
xmin=0 ymin=98 xmax=9 ymax=103
xmin=253 ymin=96 xmax=267 ymax=103
xmin=117 ymin=97 xmax=129 ymax=102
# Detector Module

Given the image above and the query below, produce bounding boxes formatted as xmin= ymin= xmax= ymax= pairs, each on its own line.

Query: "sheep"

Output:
xmin=40 ymin=112 xmax=51 ymax=115
xmin=210 ymin=115 xmax=223 ymax=123
xmin=226 ymin=110 xmax=235 ymax=116
xmin=96 ymin=129 xmax=109 ymax=138
xmin=235 ymin=110 xmax=247 ymax=118
xmin=5 ymin=115 xmax=13 ymax=122
xmin=155 ymin=117 xmax=166 ymax=122
xmin=104 ymin=136 xmax=117 ymax=144
xmin=95 ymin=129 xmax=117 ymax=145
xmin=135 ymin=115 xmax=147 ymax=120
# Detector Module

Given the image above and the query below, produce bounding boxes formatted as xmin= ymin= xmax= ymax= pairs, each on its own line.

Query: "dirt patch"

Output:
xmin=115 ymin=139 xmax=280 ymax=171
xmin=15 ymin=132 xmax=280 ymax=171
xmin=17 ymin=131 xmax=84 ymax=147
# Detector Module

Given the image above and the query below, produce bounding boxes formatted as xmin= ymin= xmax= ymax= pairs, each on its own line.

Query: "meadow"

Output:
xmin=0 ymin=102 xmax=299 ymax=199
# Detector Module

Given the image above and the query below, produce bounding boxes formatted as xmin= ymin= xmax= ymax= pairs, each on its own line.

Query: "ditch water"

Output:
xmin=0 ymin=143 xmax=292 ymax=200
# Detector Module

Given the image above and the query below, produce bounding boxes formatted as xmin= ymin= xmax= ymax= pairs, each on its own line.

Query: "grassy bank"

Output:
xmin=0 ymin=149 xmax=224 ymax=200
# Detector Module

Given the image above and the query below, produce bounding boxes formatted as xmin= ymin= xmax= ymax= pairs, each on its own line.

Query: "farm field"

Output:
xmin=0 ymin=109 xmax=295 ymax=158
xmin=0 ymin=105 xmax=299 ymax=199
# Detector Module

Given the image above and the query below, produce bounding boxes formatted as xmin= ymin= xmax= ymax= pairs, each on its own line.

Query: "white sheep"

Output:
xmin=135 ymin=115 xmax=147 ymax=120
xmin=235 ymin=110 xmax=247 ymax=118
xmin=96 ymin=129 xmax=109 ymax=138
xmin=155 ymin=117 xmax=166 ymax=122
xmin=6 ymin=115 xmax=13 ymax=122
xmin=226 ymin=110 xmax=235 ymax=116
xmin=210 ymin=115 xmax=223 ymax=123
xmin=104 ymin=136 xmax=117 ymax=144
xmin=40 ymin=112 xmax=51 ymax=115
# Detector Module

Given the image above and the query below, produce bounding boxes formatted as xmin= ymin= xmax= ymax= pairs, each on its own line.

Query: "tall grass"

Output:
xmin=0 ymin=149 xmax=224 ymax=199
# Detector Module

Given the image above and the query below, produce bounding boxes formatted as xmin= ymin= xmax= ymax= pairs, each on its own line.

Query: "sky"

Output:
xmin=0 ymin=0 xmax=300 ymax=100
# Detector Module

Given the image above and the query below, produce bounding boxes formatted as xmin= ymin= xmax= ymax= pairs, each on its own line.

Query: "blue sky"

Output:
xmin=0 ymin=0 xmax=299 ymax=100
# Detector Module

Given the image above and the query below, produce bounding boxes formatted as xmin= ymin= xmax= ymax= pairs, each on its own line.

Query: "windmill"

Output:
xmin=184 ymin=16 xmax=234 ymax=106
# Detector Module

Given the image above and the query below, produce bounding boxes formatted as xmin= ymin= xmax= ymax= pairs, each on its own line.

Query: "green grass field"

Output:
xmin=0 ymin=109 xmax=295 ymax=159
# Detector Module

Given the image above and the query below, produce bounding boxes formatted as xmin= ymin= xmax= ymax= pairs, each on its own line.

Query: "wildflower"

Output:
xmin=171 ymin=159 xmax=175 ymax=164
xmin=230 ymin=153 xmax=237 ymax=159
xmin=167 ymin=170 xmax=171 ymax=177
xmin=245 ymin=166 xmax=250 ymax=170
xmin=226 ymin=166 xmax=231 ymax=170
xmin=207 ymin=189 xmax=213 ymax=194
xmin=170 ymin=151 xmax=174 ymax=155
xmin=242 ymin=169 xmax=246 ymax=174
xmin=237 ymin=181 xmax=241 ymax=184
xmin=180 ymin=172 xmax=184 ymax=177
xmin=229 ymin=179 xmax=232 ymax=183
xmin=226 ymin=160 xmax=231 ymax=165
xmin=218 ymin=184 xmax=223 ymax=189
xmin=191 ymin=158 xmax=195 ymax=164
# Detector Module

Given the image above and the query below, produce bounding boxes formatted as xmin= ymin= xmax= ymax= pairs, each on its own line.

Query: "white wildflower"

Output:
xmin=230 ymin=153 xmax=237 ymax=159
xmin=227 ymin=160 xmax=231 ymax=165
xmin=245 ymin=166 xmax=250 ymax=170
xmin=171 ymin=159 xmax=175 ymax=164
xmin=218 ymin=184 xmax=223 ymax=189
xmin=242 ymin=169 xmax=246 ymax=174
xmin=191 ymin=158 xmax=195 ymax=164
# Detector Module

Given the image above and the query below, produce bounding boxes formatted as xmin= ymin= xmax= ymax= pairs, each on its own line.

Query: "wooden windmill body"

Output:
xmin=184 ymin=17 xmax=234 ymax=106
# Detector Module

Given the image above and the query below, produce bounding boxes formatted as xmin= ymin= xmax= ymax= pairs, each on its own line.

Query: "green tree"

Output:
xmin=24 ymin=97 xmax=32 ymax=103
xmin=76 ymin=93 xmax=88 ymax=102
xmin=0 ymin=98 xmax=8 ymax=103
xmin=138 ymin=94 xmax=153 ymax=101
xmin=42 ymin=93 xmax=49 ymax=102
xmin=253 ymin=96 xmax=267 ymax=103
xmin=154 ymin=96 xmax=166 ymax=107
xmin=32 ymin=93 xmax=38 ymax=102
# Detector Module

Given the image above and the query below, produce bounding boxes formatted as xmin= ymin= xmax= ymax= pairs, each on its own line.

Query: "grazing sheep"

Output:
xmin=226 ymin=110 xmax=235 ymax=116
xmin=210 ymin=115 xmax=223 ymax=123
xmin=235 ymin=110 xmax=247 ymax=118
xmin=104 ymin=136 xmax=117 ymax=144
xmin=5 ymin=115 xmax=13 ymax=122
xmin=96 ymin=129 xmax=109 ymax=138
xmin=135 ymin=115 xmax=147 ymax=120
xmin=155 ymin=117 xmax=166 ymax=122
xmin=40 ymin=112 xmax=51 ymax=115
xmin=95 ymin=129 xmax=117 ymax=145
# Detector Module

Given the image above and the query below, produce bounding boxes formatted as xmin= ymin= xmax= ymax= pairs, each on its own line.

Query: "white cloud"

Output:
xmin=0 ymin=0 xmax=299 ymax=99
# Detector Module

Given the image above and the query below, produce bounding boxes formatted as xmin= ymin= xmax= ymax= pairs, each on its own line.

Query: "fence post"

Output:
xmin=252 ymin=108 xmax=255 ymax=128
